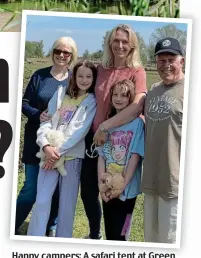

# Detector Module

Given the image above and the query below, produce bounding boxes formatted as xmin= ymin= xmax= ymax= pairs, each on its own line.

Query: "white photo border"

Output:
xmin=10 ymin=9 xmax=192 ymax=249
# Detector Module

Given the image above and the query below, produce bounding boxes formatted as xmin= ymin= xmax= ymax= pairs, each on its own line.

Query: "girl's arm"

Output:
xmin=98 ymin=156 xmax=106 ymax=185
xmin=124 ymin=118 xmax=145 ymax=188
xmin=22 ymin=71 xmax=42 ymax=122
xmin=36 ymin=120 xmax=53 ymax=149
xmin=36 ymin=117 xmax=60 ymax=162
xmin=108 ymin=154 xmax=140 ymax=200
xmin=58 ymin=95 xmax=97 ymax=156
xmin=98 ymin=155 xmax=110 ymax=202
xmin=123 ymin=153 xmax=140 ymax=188
xmin=94 ymin=67 xmax=147 ymax=145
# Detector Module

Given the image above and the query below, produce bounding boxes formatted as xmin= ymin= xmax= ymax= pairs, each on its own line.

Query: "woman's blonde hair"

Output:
xmin=102 ymin=24 xmax=142 ymax=68
xmin=50 ymin=36 xmax=78 ymax=69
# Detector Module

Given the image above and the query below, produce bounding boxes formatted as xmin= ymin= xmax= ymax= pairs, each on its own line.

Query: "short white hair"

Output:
xmin=50 ymin=37 xmax=78 ymax=69
xmin=156 ymin=54 xmax=183 ymax=61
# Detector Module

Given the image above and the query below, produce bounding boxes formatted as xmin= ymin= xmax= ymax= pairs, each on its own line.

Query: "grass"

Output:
xmin=16 ymin=57 xmax=160 ymax=241
xmin=17 ymin=171 xmax=144 ymax=241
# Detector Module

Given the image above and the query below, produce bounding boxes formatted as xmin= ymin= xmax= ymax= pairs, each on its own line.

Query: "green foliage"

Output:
xmin=147 ymin=43 xmax=155 ymax=64
xmin=82 ymin=49 xmax=90 ymax=60
xmin=0 ymin=1 xmax=180 ymax=32
xmin=0 ymin=0 xmax=180 ymax=17
xmin=25 ymin=40 xmax=44 ymax=58
xmin=146 ymin=0 xmax=180 ymax=17
xmin=130 ymin=0 xmax=150 ymax=16
xmin=136 ymin=32 xmax=148 ymax=66
xmin=90 ymin=50 xmax=103 ymax=60
xmin=148 ymin=24 xmax=187 ymax=60
xmin=46 ymin=48 xmax=51 ymax=57
xmin=102 ymin=30 xmax=110 ymax=50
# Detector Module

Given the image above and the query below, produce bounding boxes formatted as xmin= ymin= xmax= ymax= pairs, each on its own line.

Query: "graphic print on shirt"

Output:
xmin=58 ymin=105 xmax=77 ymax=131
xmin=146 ymin=93 xmax=178 ymax=122
xmin=103 ymin=131 xmax=133 ymax=174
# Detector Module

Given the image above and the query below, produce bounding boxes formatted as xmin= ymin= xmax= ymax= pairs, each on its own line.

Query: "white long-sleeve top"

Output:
xmin=36 ymin=85 xmax=97 ymax=159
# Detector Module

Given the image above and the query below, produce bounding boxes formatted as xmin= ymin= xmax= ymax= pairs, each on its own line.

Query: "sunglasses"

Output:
xmin=53 ymin=49 xmax=72 ymax=57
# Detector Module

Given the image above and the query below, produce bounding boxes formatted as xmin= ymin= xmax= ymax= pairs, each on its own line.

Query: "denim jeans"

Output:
xmin=15 ymin=164 xmax=59 ymax=234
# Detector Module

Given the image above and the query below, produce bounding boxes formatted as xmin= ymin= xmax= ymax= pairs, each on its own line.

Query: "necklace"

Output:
xmin=51 ymin=66 xmax=68 ymax=81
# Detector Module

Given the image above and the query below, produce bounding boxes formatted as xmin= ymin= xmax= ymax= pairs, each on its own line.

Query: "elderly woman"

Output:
xmin=81 ymin=24 xmax=147 ymax=240
xmin=15 ymin=36 xmax=78 ymax=235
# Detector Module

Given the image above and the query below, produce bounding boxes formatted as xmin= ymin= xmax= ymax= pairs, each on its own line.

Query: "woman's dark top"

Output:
xmin=22 ymin=66 xmax=69 ymax=164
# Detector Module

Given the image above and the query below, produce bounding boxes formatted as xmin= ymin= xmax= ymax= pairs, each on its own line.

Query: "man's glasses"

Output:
xmin=53 ymin=49 xmax=72 ymax=57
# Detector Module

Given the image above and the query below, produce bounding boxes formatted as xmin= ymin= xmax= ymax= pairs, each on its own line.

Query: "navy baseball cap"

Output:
xmin=155 ymin=37 xmax=184 ymax=56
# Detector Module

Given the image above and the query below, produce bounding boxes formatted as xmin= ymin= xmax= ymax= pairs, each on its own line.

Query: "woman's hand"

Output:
xmin=93 ymin=123 xmax=108 ymax=146
xmin=40 ymin=110 xmax=51 ymax=123
xmin=43 ymin=145 xmax=60 ymax=161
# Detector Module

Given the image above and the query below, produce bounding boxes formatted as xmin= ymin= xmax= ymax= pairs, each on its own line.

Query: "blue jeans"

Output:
xmin=15 ymin=164 xmax=59 ymax=234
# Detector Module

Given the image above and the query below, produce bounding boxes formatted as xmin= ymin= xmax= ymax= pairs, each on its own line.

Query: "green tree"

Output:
xmin=102 ymin=30 xmax=110 ymax=50
xmin=91 ymin=49 xmax=103 ymax=60
xmin=149 ymin=24 xmax=187 ymax=59
xmin=136 ymin=32 xmax=148 ymax=66
xmin=35 ymin=40 xmax=44 ymax=58
xmin=46 ymin=48 xmax=51 ymax=57
xmin=25 ymin=41 xmax=35 ymax=58
xmin=147 ymin=43 xmax=155 ymax=64
xmin=82 ymin=49 xmax=90 ymax=59
xmin=25 ymin=40 xmax=44 ymax=58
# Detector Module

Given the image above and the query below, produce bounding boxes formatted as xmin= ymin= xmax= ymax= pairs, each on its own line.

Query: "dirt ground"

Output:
xmin=0 ymin=12 xmax=21 ymax=32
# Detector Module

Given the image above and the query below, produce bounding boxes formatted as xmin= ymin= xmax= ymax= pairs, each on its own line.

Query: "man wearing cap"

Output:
xmin=141 ymin=37 xmax=185 ymax=243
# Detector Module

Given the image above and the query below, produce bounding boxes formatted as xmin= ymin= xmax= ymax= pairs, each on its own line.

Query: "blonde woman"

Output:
xmin=81 ymin=24 xmax=147 ymax=240
xmin=15 ymin=37 xmax=78 ymax=236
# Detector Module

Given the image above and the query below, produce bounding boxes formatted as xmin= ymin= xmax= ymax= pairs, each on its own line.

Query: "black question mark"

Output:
xmin=0 ymin=121 xmax=13 ymax=178
xmin=0 ymin=59 xmax=13 ymax=178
